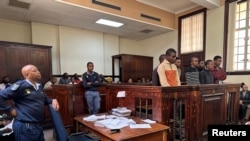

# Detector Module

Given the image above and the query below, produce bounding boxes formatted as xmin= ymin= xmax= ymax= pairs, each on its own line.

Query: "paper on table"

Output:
xmin=83 ymin=115 xmax=106 ymax=121
xmin=142 ymin=119 xmax=156 ymax=124
xmin=0 ymin=119 xmax=14 ymax=136
xmin=129 ymin=124 xmax=151 ymax=128
xmin=94 ymin=117 xmax=136 ymax=129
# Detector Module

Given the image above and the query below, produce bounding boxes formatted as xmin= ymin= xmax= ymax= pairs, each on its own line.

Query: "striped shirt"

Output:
xmin=185 ymin=66 xmax=200 ymax=85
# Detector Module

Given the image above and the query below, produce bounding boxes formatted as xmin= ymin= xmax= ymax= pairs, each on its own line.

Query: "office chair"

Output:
xmin=48 ymin=104 xmax=95 ymax=141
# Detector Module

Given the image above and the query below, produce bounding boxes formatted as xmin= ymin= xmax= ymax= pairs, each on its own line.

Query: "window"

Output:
xmin=233 ymin=1 xmax=250 ymax=71
xmin=180 ymin=11 xmax=205 ymax=54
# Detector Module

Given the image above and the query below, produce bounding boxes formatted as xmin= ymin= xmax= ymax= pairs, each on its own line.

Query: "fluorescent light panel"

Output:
xmin=95 ymin=19 xmax=124 ymax=27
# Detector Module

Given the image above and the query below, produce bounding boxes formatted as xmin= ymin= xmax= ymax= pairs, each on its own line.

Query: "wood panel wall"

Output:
xmin=112 ymin=54 xmax=153 ymax=83
xmin=0 ymin=41 xmax=52 ymax=85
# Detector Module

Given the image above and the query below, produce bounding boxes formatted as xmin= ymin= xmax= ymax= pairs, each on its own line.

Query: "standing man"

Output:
xmin=152 ymin=54 xmax=166 ymax=86
xmin=185 ymin=56 xmax=200 ymax=85
xmin=211 ymin=55 xmax=227 ymax=84
xmin=157 ymin=48 xmax=180 ymax=86
xmin=0 ymin=64 xmax=59 ymax=141
xmin=199 ymin=60 xmax=214 ymax=84
xmin=82 ymin=62 xmax=101 ymax=115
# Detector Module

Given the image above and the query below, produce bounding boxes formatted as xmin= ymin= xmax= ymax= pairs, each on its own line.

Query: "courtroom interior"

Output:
xmin=0 ymin=0 xmax=249 ymax=141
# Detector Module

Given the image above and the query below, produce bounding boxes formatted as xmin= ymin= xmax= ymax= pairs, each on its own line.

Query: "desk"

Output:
xmin=74 ymin=115 xmax=169 ymax=141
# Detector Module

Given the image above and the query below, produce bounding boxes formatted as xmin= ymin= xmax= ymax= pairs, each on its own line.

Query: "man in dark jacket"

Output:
xmin=199 ymin=60 xmax=214 ymax=84
xmin=0 ymin=64 xmax=59 ymax=141
xmin=82 ymin=62 xmax=101 ymax=115
xmin=239 ymin=82 xmax=250 ymax=123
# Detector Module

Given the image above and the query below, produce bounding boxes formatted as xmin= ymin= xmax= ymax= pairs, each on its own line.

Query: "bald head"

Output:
xmin=21 ymin=64 xmax=41 ymax=82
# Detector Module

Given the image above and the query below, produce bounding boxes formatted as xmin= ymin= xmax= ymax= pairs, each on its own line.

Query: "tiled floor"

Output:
xmin=44 ymin=128 xmax=56 ymax=141
xmin=44 ymin=128 xmax=100 ymax=141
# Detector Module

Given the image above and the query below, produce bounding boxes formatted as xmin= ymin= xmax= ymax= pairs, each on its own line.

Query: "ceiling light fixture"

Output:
xmin=95 ymin=19 xmax=124 ymax=27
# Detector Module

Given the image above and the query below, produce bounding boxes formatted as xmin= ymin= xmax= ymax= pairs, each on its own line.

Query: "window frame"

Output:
xmin=178 ymin=8 xmax=207 ymax=57
xmin=224 ymin=0 xmax=250 ymax=75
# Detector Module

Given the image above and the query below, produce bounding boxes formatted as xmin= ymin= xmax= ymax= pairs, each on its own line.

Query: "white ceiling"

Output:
xmin=0 ymin=0 xmax=200 ymax=40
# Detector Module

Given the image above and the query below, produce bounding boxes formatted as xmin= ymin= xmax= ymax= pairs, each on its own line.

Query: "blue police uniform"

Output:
xmin=0 ymin=79 xmax=52 ymax=141
xmin=82 ymin=71 xmax=101 ymax=115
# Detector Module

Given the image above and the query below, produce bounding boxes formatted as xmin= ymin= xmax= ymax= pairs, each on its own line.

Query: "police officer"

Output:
xmin=0 ymin=64 xmax=59 ymax=141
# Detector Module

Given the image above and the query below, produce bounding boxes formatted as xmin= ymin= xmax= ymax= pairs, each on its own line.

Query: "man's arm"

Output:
xmin=173 ymin=65 xmax=181 ymax=86
xmin=199 ymin=71 xmax=205 ymax=84
xmin=92 ymin=73 xmax=101 ymax=87
xmin=219 ymin=67 xmax=227 ymax=81
xmin=82 ymin=73 xmax=91 ymax=88
xmin=152 ymin=68 xmax=158 ymax=86
xmin=0 ymin=88 xmax=16 ymax=113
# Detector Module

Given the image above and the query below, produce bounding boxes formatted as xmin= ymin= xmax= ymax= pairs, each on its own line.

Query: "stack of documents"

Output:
xmin=94 ymin=117 xmax=136 ymax=129
xmin=112 ymin=107 xmax=131 ymax=117
xmin=142 ymin=119 xmax=156 ymax=124
xmin=83 ymin=115 xmax=106 ymax=121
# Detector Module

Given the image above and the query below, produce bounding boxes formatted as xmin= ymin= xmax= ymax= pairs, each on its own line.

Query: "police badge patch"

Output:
xmin=11 ymin=83 xmax=19 ymax=90
xmin=25 ymin=89 xmax=31 ymax=94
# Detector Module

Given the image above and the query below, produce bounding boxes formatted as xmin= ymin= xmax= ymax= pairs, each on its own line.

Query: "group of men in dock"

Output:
xmin=153 ymin=48 xmax=227 ymax=87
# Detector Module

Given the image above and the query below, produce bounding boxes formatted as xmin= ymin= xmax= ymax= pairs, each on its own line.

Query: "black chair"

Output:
xmin=48 ymin=104 xmax=95 ymax=141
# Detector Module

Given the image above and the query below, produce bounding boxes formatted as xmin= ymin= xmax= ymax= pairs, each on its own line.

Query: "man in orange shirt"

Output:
xmin=157 ymin=48 xmax=180 ymax=86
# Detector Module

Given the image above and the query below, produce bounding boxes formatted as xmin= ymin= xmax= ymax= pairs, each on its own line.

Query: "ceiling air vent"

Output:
xmin=9 ymin=0 xmax=30 ymax=9
xmin=141 ymin=14 xmax=161 ymax=22
xmin=92 ymin=0 xmax=121 ymax=11
xmin=140 ymin=29 xmax=153 ymax=34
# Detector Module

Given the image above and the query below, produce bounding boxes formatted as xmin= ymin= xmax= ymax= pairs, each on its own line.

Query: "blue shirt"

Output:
xmin=0 ymin=80 xmax=52 ymax=123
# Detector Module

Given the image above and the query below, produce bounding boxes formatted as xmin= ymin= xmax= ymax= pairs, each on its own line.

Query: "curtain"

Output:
xmin=181 ymin=13 xmax=204 ymax=54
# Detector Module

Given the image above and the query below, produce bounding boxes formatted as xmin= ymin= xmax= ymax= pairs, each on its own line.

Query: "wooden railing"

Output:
xmin=51 ymin=83 xmax=240 ymax=141
xmin=105 ymin=83 xmax=240 ymax=141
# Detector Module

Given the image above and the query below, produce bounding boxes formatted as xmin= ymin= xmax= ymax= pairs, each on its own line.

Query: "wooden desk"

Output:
xmin=74 ymin=115 xmax=169 ymax=141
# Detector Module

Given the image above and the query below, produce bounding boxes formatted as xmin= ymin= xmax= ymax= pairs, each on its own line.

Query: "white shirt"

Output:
xmin=44 ymin=81 xmax=52 ymax=89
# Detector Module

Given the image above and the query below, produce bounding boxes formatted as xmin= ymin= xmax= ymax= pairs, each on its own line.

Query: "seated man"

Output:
xmin=44 ymin=76 xmax=57 ymax=89
xmin=239 ymin=82 xmax=250 ymax=123
xmin=72 ymin=73 xmax=82 ymax=84
xmin=0 ymin=76 xmax=12 ymax=90
xmin=0 ymin=115 xmax=14 ymax=141
xmin=59 ymin=72 xmax=71 ymax=84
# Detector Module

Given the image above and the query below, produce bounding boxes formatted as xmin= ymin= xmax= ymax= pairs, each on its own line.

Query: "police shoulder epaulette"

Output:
xmin=11 ymin=80 xmax=25 ymax=90
xmin=11 ymin=83 xmax=20 ymax=90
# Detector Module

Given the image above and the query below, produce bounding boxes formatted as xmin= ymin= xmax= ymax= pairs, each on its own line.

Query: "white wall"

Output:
xmin=31 ymin=22 xmax=60 ymax=74
xmin=58 ymin=26 xmax=104 ymax=75
xmin=206 ymin=6 xmax=224 ymax=61
xmin=119 ymin=38 xmax=140 ymax=55
xmin=103 ymin=34 xmax=119 ymax=75
xmin=0 ymin=19 xmax=31 ymax=43
xmin=225 ymin=75 xmax=248 ymax=85
xmin=139 ymin=31 xmax=178 ymax=68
